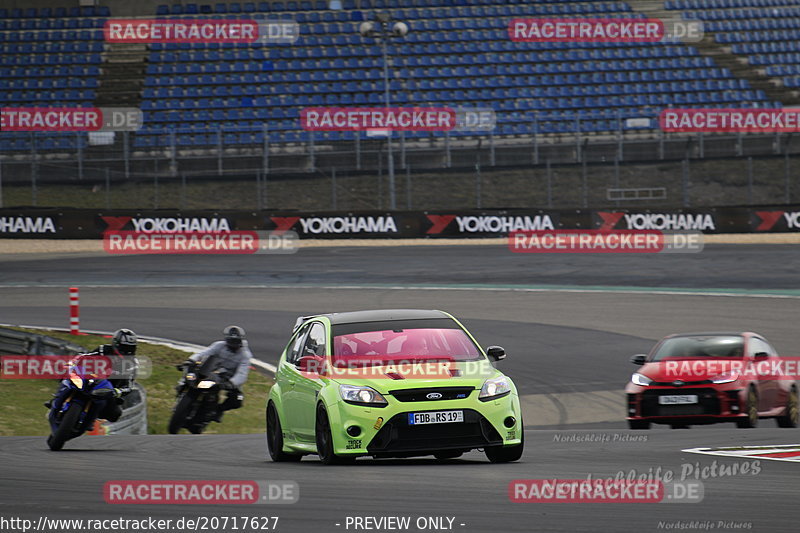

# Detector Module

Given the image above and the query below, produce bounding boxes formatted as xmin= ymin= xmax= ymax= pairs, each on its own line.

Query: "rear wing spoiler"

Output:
xmin=293 ymin=315 xmax=316 ymax=332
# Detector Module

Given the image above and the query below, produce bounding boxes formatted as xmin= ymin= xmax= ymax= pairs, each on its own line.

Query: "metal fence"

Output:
xmin=1 ymin=127 xmax=798 ymax=210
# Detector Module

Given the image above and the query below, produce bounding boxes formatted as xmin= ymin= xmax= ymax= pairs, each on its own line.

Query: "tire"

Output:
xmin=168 ymin=393 xmax=195 ymax=434
xmin=777 ymin=387 xmax=799 ymax=428
xmin=48 ymin=403 xmax=82 ymax=451
xmin=266 ymin=403 xmax=302 ymax=462
xmin=485 ymin=426 xmax=524 ymax=463
xmin=628 ymin=420 xmax=651 ymax=430
xmin=736 ymin=387 xmax=759 ymax=429
xmin=670 ymin=424 xmax=689 ymax=429
xmin=315 ymin=404 xmax=355 ymax=465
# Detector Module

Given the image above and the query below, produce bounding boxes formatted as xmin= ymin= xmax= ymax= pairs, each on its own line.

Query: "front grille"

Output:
xmin=367 ymin=409 xmax=502 ymax=453
xmin=389 ymin=387 xmax=474 ymax=402
xmin=640 ymin=388 xmax=721 ymax=417
xmin=650 ymin=380 xmax=712 ymax=386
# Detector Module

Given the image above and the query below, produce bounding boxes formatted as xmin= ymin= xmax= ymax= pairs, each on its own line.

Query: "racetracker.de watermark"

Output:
xmin=509 ymin=18 xmax=703 ymax=43
xmin=102 ymin=231 xmax=298 ymax=255
xmin=104 ymin=19 xmax=299 ymax=44
xmin=298 ymin=358 xmax=497 ymax=380
xmin=299 ymin=107 xmax=497 ymax=132
xmin=663 ymin=358 xmax=800 ymax=381
xmin=104 ymin=480 xmax=298 ymax=504
xmin=0 ymin=107 xmax=143 ymax=132
xmin=660 ymin=108 xmax=800 ymax=133
xmin=0 ymin=355 xmax=149 ymax=380
xmin=509 ymin=479 xmax=703 ymax=503
xmin=508 ymin=230 xmax=704 ymax=254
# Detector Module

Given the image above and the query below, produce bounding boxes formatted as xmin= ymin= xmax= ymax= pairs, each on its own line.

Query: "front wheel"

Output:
xmin=736 ymin=388 xmax=759 ymax=429
xmin=48 ymin=403 xmax=83 ymax=451
xmin=267 ymin=403 xmax=302 ymax=462
xmin=315 ymin=404 xmax=355 ymax=465
xmin=628 ymin=420 xmax=651 ymax=430
xmin=168 ymin=393 xmax=195 ymax=434
xmin=485 ymin=427 xmax=524 ymax=463
xmin=777 ymin=388 xmax=799 ymax=428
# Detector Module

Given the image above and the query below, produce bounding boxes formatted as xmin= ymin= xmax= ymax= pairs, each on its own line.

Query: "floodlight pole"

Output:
xmin=379 ymin=32 xmax=396 ymax=210
xmin=364 ymin=13 xmax=407 ymax=211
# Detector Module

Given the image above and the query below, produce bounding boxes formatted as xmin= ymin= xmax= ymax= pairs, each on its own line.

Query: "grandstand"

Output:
xmin=0 ymin=0 xmax=798 ymax=209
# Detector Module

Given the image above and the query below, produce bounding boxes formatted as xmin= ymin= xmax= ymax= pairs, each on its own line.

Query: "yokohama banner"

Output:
xmin=1 ymin=206 xmax=799 ymax=239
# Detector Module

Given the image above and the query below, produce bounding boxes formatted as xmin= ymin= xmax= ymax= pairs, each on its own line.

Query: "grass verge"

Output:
xmin=0 ymin=327 xmax=273 ymax=436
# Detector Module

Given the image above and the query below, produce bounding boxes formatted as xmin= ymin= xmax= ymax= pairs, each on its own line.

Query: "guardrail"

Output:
xmin=105 ymin=384 xmax=148 ymax=435
xmin=0 ymin=326 xmax=148 ymax=435
xmin=0 ymin=327 xmax=85 ymax=356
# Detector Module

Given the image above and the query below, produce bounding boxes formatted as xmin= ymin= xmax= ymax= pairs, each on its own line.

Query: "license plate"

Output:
xmin=408 ymin=410 xmax=464 ymax=425
xmin=659 ymin=395 xmax=698 ymax=405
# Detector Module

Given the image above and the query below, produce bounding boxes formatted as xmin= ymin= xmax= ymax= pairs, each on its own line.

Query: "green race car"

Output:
xmin=266 ymin=309 xmax=524 ymax=464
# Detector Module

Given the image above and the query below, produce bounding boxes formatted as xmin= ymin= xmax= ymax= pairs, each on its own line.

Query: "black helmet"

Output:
xmin=112 ymin=328 xmax=137 ymax=355
xmin=224 ymin=325 xmax=245 ymax=349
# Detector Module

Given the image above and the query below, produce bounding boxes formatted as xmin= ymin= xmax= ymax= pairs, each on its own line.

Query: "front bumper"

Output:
xmin=328 ymin=392 xmax=521 ymax=457
xmin=626 ymin=385 xmax=744 ymax=424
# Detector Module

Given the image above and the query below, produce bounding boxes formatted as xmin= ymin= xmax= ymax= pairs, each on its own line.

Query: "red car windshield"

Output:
xmin=651 ymin=335 xmax=744 ymax=362
xmin=333 ymin=327 xmax=482 ymax=366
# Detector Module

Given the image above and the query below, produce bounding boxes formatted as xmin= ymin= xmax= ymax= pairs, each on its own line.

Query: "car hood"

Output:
xmin=639 ymin=359 xmax=744 ymax=382
xmin=331 ymin=359 xmax=499 ymax=392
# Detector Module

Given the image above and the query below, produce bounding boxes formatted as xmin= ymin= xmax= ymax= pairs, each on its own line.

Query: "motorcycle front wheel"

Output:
xmin=168 ymin=393 xmax=196 ymax=434
xmin=47 ymin=403 xmax=83 ymax=451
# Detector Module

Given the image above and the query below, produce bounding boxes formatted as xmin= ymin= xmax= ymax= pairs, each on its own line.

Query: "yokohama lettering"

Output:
xmin=297 ymin=216 xmax=398 ymax=234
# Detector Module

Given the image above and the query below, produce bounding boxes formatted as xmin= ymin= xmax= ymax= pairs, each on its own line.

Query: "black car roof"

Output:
xmin=317 ymin=309 xmax=451 ymax=325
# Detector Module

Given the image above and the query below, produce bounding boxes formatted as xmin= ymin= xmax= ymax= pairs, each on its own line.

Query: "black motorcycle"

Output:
xmin=168 ymin=355 xmax=229 ymax=434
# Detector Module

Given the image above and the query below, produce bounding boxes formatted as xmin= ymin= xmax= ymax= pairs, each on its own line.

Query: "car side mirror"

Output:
xmin=486 ymin=346 xmax=506 ymax=361
xmin=630 ymin=354 xmax=647 ymax=365
xmin=753 ymin=351 xmax=769 ymax=360
xmin=296 ymin=355 xmax=324 ymax=374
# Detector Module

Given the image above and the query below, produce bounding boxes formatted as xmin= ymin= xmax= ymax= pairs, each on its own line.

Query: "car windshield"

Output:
xmin=332 ymin=325 xmax=482 ymax=366
xmin=650 ymin=335 xmax=744 ymax=362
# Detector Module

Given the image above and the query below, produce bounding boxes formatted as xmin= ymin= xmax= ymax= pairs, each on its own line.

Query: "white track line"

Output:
xmin=0 ymin=283 xmax=798 ymax=299
xmin=683 ymin=445 xmax=800 ymax=463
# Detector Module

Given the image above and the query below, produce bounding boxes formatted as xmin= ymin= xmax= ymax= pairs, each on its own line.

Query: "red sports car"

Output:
xmin=626 ymin=332 xmax=798 ymax=429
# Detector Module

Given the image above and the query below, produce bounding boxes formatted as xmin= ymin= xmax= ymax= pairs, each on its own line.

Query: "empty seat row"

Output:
xmin=0 ymin=30 xmax=104 ymax=41
xmin=683 ymin=6 xmax=800 ymax=19
xmin=0 ymin=18 xmax=106 ymax=30
xmin=0 ymin=90 xmax=96 ymax=102
xmin=715 ymin=29 xmax=800 ymax=42
xmin=2 ymin=42 xmax=104 ymax=53
xmin=703 ymin=18 xmax=800 ymax=32
xmin=748 ymin=53 xmax=800 ymax=66
xmin=1 ymin=54 xmax=102 ymax=66
xmin=0 ymin=65 xmax=100 ymax=78
xmin=0 ymin=78 xmax=99 ymax=90
xmin=0 ymin=6 xmax=110 ymax=18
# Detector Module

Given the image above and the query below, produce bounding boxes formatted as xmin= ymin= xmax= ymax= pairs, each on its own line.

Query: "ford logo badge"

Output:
xmin=673 ymin=380 xmax=684 ymax=387
xmin=426 ymin=392 xmax=443 ymax=400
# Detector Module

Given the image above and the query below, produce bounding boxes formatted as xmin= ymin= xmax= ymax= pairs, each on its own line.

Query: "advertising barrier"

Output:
xmin=1 ymin=206 xmax=799 ymax=239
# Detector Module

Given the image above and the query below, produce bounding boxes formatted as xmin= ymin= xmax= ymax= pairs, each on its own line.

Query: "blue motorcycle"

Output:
xmin=46 ymin=364 xmax=128 ymax=451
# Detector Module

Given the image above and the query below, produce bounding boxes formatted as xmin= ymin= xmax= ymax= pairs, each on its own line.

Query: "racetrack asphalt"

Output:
xmin=0 ymin=242 xmax=798 ymax=532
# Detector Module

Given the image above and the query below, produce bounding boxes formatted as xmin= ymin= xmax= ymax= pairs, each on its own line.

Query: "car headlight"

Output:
xmin=631 ymin=373 xmax=652 ymax=386
xmin=479 ymin=376 xmax=511 ymax=401
xmin=339 ymin=385 xmax=388 ymax=407
xmin=711 ymin=372 xmax=739 ymax=384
